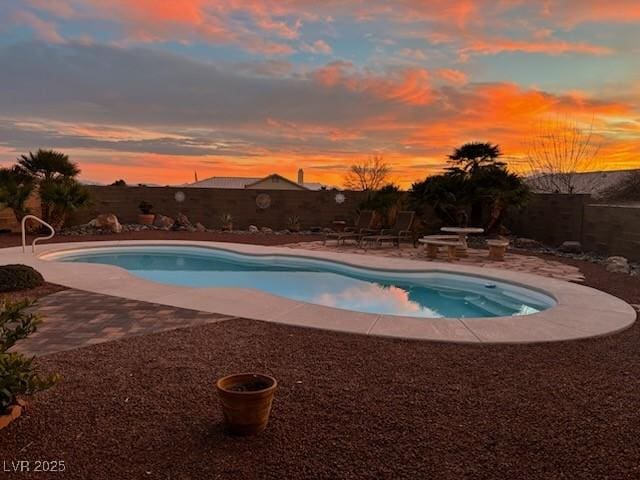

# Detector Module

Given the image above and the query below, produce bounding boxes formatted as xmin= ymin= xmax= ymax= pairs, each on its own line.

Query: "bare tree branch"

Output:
xmin=343 ymin=155 xmax=390 ymax=191
xmin=526 ymin=118 xmax=602 ymax=194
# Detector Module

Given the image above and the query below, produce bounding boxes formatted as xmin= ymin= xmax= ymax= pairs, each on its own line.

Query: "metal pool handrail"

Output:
xmin=21 ymin=215 xmax=55 ymax=253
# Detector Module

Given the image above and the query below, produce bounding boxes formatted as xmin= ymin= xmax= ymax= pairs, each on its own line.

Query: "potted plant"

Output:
xmin=287 ymin=215 xmax=301 ymax=232
xmin=220 ymin=212 xmax=233 ymax=231
xmin=138 ymin=201 xmax=155 ymax=225
xmin=216 ymin=373 xmax=277 ymax=436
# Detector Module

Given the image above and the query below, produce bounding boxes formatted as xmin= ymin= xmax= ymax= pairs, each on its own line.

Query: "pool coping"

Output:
xmin=1 ymin=240 xmax=636 ymax=344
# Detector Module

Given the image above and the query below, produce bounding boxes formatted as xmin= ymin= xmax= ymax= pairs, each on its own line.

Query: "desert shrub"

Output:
xmin=359 ymin=184 xmax=404 ymax=227
xmin=39 ymin=177 xmax=91 ymax=229
xmin=0 ymin=354 xmax=58 ymax=411
xmin=0 ymin=299 xmax=40 ymax=352
xmin=287 ymin=215 xmax=301 ymax=232
xmin=0 ymin=167 xmax=35 ymax=223
xmin=220 ymin=212 xmax=233 ymax=230
xmin=0 ymin=265 xmax=45 ymax=293
xmin=409 ymin=174 xmax=471 ymax=227
xmin=138 ymin=200 xmax=153 ymax=214
xmin=0 ymin=299 xmax=59 ymax=410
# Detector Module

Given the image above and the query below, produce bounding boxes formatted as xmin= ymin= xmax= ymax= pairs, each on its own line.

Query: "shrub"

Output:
xmin=0 ymin=265 xmax=45 ymax=293
xmin=220 ymin=212 xmax=233 ymax=230
xmin=359 ymin=184 xmax=404 ymax=227
xmin=287 ymin=215 xmax=301 ymax=232
xmin=409 ymin=142 xmax=529 ymax=232
xmin=0 ymin=299 xmax=60 ymax=411
xmin=39 ymin=177 xmax=91 ymax=229
xmin=0 ymin=167 xmax=35 ymax=224
xmin=409 ymin=174 xmax=471 ymax=227
xmin=0 ymin=299 xmax=40 ymax=352
xmin=0 ymin=353 xmax=59 ymax=411
xmin=138 ymin=200 xmax=153 ymax=214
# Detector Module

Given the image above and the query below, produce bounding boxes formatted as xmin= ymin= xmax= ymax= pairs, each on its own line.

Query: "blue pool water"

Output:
xmin=54 ymin=246 xmax=555 ymax=318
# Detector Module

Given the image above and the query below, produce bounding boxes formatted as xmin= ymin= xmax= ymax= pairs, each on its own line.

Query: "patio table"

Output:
xmin=440 ymin=227 xmax=484 ymax=257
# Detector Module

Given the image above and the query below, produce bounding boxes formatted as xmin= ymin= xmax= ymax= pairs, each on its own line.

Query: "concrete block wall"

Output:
xmin=70 ymin=186 xmax=371 ymax=230
xmin=582 ymin=204 xmax=640 ymax=259
xmin=506 ymin=194 xmax=591 ymax=246
xmin=3 ymin=187 xmax=638 ymax=260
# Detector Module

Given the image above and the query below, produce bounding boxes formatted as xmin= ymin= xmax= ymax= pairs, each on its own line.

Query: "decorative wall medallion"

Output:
xmin=256 ymin=193 xmax=271 ymax=209
xmin=334 ymin=193 xmax=346 ymax=204
xmin=174 ymin=191 xmax=186 ymax=203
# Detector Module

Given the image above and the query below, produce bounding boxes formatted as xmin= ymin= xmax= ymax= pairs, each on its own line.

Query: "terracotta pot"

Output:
xmin=138 ymin=214 xmax=155 ymax=225
xmin=216 ymin=373 xmax=277 ymax=436
xmin=0 ymin=399 xmax=26 ymax=431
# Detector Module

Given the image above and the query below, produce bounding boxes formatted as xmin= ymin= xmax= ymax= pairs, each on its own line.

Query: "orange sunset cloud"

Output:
xmin=0 ymin=0 xmax=637 ymax=187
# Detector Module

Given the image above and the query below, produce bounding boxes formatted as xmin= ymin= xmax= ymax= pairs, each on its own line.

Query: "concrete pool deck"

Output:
xmin=1 ymin=240 xmax=636 ymax=344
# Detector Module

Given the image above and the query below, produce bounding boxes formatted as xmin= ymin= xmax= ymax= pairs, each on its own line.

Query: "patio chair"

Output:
xmin=361 ymin=211 xmax=415 ymax=249
xmin=323 ymin=210 xmax=378 ymax=246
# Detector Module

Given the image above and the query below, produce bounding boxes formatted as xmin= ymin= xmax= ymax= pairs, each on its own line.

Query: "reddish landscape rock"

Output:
xmin=89 ymin=213 xmax=122 ymax=233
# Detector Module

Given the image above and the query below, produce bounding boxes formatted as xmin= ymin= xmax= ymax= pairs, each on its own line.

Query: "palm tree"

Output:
xmin=17 ymin=149 xmax=80 ymax=181
xmin=0 ymin=167 xmax=35 ymax=223
xmin=446 ymin=142 xmax=505 ymax=175
xmin=17 ymin=149 xmax=82 ymax=224
xmin=39 ymin=178 xmax=91 ymax=229
xmin=472 ymin=165 xmax=529 ymax=234
xmin=446 ymin=142 xmax=506 ymax=225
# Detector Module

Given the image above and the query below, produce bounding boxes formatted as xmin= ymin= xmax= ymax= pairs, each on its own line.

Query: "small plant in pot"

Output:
xmin=287 ymin=215 xmax=301 ymax=233
xmin=220 ymin=212 xmax=233 ymax=231
xmin=138 ymin=201 xmax=155 ymax=225
xmin=216 ymin=373 xmax=277 ymax=436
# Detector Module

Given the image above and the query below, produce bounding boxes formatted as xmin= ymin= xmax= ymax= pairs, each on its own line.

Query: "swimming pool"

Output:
xmin=52 ymin=246 xmax=555 ymax=318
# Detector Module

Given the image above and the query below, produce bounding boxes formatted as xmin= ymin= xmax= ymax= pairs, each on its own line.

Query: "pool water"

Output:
xmin=55 ymin=246 xmax=555 ymax=318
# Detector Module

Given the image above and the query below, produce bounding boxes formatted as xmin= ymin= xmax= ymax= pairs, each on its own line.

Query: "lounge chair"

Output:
xmin=323 ymin=210 xmax=377 ymax=246
xmin=361 ymin=211 xmax=415 ymax=249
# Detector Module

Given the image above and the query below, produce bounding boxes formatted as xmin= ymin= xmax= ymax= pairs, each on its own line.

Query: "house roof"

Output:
xmin=185 ymin=174 xmax=327 ymax=190
xmin=186 ymin=176 xmax=261 ymax=189
xmin=527 ymin=168 xmax=639 ymax=197
xmin=244 ymin=174 xmax=310 ymax=190
xmin=301 ymin=182 xmax=324 ymax=191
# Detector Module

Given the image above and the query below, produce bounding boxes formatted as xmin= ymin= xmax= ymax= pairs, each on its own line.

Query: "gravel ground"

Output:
xmin=0 ymin=283 xmax=67 ymax=303
xmin=0 ymin=231 xmax=319 ymax=248
xmin=0 ymin=258 xmax=638 ymax=479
